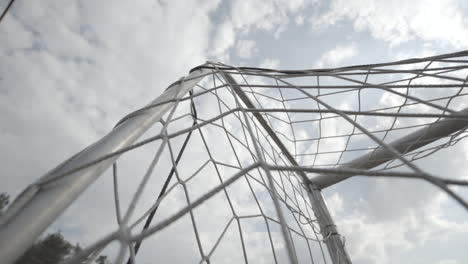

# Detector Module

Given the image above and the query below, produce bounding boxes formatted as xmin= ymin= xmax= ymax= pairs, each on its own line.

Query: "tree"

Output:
xmin=95 ymin=255 xmax=110 ymax=264
xmin=0 ymin=192 xmax=9 ymax=215
xmin=1 ymin=192 xmax=109 ymax=263
xmin=14 ymin=232 xmax=73 ymax=264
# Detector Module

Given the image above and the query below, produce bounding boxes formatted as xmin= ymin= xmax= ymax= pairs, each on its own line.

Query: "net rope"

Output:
xmin=4 ymin=51 xmax=468 ymax=264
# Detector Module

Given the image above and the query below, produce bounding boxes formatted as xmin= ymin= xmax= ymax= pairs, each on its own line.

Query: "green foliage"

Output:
xmin=13 ymin=232 xmax=111 ymax=264
xmin=14 ymin=232 xmax=73 ymax=264
xmin=0 ymin=192 xmax=109 ymax=264
xmin=95 ymin=255 xmax=110 ymax=264
xmin=0 ymin=192 xmax=9 ymax=214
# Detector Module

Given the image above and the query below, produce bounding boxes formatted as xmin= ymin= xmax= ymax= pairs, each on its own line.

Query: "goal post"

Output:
xmin=0 ymin=69 xmax=210 ymax=264
xmin=312 ymin=106 xmax=468 ymax=189
xmin=223 ymin=72 xmax=351 ymax=264
xmin=1 ymin=50 xmax=468 ymax=264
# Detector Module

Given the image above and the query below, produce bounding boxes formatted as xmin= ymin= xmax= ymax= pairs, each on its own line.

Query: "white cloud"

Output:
xmin=330 ymin=192 xmax=468 ymax=264
xmin=437 ymin=260 xmax=461 ymax=264
xmin=210 ymin=0 xmax=316 ymax=60
xmin=259 ymin=58 xmax=280 ymax=68
xmin=236 ymin=39 xmax=256 ymax=59
xmin=315 ymin=44 xmax=358 ymax=67
xmin=326 ymin=193 xmax=344 ymax=217
xmin=2 ymin=1 xmax=468 ymax=263
xmin=212 ymin=21 xmax=236 ymax=60
xmin=312 ymin=0 xmax=468 ymax=47
xmin=230 ymin=0 xmax=284 ymax=36
xmin=210 ymin=0 xmax=317 ymax=60
xmin=230 ymin=0 xmax=315 ymax=37
xmin=0 ymin=0 xmax=221 ymax=261
xmin=295 ymin=15 xmax=305 ymax=26
xmin=1 ymin=1 xmax=327 ymax=261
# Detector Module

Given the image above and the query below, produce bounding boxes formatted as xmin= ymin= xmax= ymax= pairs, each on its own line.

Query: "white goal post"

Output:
xmin=1 ymin=51 xmax=468 ymax=264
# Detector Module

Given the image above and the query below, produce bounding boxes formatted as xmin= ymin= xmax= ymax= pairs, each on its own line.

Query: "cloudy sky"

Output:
xmin=1 ymin=0 xmax=468 ymax=263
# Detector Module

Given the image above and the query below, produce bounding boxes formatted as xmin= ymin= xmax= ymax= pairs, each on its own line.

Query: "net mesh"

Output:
xmin=4 ymin=51 xmax=468 ymax=264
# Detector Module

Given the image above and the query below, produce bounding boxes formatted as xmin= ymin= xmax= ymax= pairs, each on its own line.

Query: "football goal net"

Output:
xmin=1 ymin=50 xmax=468 ymax=264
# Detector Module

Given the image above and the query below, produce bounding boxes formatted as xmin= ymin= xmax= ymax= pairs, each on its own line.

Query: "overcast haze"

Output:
xmin=1 ymin=0 xmax=468 ymax=263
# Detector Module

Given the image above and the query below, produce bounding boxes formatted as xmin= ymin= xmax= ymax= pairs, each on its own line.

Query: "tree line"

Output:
xmin=0 ymin=193 xmax=110 ymax=264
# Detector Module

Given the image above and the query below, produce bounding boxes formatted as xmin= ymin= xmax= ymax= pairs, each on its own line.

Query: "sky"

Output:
xmin=1 ymin=0 xmax=468 ymax=263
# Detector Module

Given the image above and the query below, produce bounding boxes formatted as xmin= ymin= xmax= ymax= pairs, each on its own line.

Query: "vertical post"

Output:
xmin=0 ymin=69 xmax=209 ymax=264
xmin=223 ymin=73 xmax=352 ymax=264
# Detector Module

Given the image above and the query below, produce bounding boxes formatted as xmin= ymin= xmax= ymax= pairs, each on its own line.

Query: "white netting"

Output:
xmin=2 ymin=51 xmax=468 ymax=264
